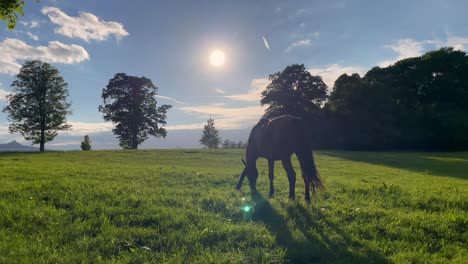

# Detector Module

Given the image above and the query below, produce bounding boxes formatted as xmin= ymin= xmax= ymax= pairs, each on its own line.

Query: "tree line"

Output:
xmin=260 ymin=47 xmax=468 ymax=150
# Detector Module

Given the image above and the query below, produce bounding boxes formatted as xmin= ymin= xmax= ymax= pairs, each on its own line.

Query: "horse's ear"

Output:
xmin=241 ymin=158 xmax=246 ymax=165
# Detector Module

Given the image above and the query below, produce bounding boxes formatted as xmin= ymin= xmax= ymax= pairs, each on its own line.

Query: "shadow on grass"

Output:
xmin=321 ymin=151 xmax=468 ymax=180
xmin=251 ymin=193 xmax=389 ymax=264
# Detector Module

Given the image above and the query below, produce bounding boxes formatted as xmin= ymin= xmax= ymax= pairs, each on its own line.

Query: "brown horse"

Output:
xmin=236 ymin=115 xmax=323 ymax=202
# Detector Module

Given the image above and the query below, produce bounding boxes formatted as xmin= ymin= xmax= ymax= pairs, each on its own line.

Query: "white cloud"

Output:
xmin=165 ymin=123 xmax=206 ymax=130
xmin=20 ymin=20 xmax=40 ymax=28
xmin=27 ymin=32 xmax=39 ymax=41
xmin=379 ymin=39 xmax=425 ymax=67
xmin=64 ymin=121 xmax=113 ymax=136
xmin=262 ymin=36 xmax=270 ymax=51
xmin=308 ymin=64 xmax=365 ymax=88
xmin=438 ymin=35 xmax=468 ymax=51
xmin=378 ymin=35 xmax=468 ymax=67
xmin=224 ymin=78 xmax=269 ymax=102
xmin=155 ymin=95 xmax=185 ymax=105
xmin=179 ymin=104 xmax=266 ymax=129
xmin=285 ymin=39 xmax=312 ymax=52
xmin=215 ymin=88 xmax=225 ymax=94
xmin=47 ymin=141 xmax=81 ymax=146
xmin=0 ymin=124 xmax=10 ymax=141
xmin=0 ymin=89 xmax=10 ymax=101
xmin=42 ymin=6 xmax=129 ymax=42
xmin=0 ymin=38 xmax=90 ymax=75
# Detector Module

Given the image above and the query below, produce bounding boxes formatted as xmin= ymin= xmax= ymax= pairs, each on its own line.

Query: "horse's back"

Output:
xmin=265 ymin=115 xmax=307 ymax=159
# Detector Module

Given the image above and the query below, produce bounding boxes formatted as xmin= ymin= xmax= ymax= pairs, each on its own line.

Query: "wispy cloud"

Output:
xmin=215 ymin=88 xmax=225 ymax=94
xmin=262 ymin=36 xmax=270 ymax=51
xmin=308 ymin=64 xmax=365 ymax=89
xmin=47 ymin=141 xmax=81 ymax=147
xmin=20 ymin=20 xmax=40 ymax=28
xmin=436 ymin=34 xmax=468 ymax=51
xmin=27 ymin=32 xmax=39 ymax=41
xmin=0 ymin=38 xmax=90 ymax=75
xmin=41 ymin=7 xmax=129 ymax=42
xmin=379 ymin=39 xmax=425 ymax=67
xmin=0 ymin=89 xmax=10 ymax=101
xmin=224 ymin=78 xmax=269 ymax=102
xmin=179 ymin=104 xmax=265 ymax=129
xmin=155 ymin=95 xmax=185 ymax=105
xmin=165 ymin=123 xmax=206 ymax=130
xmin=285 ymin=39 xmax=312 ymax=52
xmin=63 ymin=121 xmax=113 ymax=136
xmin=378 ymin=35 xmax=468 ymax=67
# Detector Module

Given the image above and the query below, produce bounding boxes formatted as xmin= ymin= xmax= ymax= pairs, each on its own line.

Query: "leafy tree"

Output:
xmin=81 ymin=135 xmax=92 ymax=151
xmin=2 ymin=60 xmax=71 ymax=152
xmin=200 ymin=117 xmax=220 ymax=149
xmin=98 ymin=73 xmax=171 ymax=149
xmin=221 ymin=139 xmax=230 ymax=149
xmin=0 ymin=0 xmax=25 ymax=30
xmin=229 ymin=140 xmax=237 ymax=149
xmin=261 ymin=64 xmax=328 ymax=118
xmin=323 ymin=47 xmax=468 ymax=150
xmin=237 ymin=141 xmax=244 ymax=149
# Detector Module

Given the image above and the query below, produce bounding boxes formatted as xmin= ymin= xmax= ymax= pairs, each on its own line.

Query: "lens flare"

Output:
xmin=243 ymin=205 xmax=251 ymax=212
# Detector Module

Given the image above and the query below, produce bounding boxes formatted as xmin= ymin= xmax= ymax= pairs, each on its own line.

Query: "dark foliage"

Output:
xmin=81 ymin=135 xmax=92 ymax=151
xmin=261 ymin=64 xmax=328 ymax=118
xmin=0 ymin=0 xmax=24 ymax=29
xmin=316 ymin=47 xmax=468 ymax=150
xmin=99 ymin=73 xmax=171 ymax=149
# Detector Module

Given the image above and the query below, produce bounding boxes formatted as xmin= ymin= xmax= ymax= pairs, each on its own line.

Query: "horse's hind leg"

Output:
xmin=297 ymin=153 xmax=311 ymax=202
xmin=282 ymin=157 xmax=296 ymax=200
xmin=268 ymin=159 xmax=275 ymax=198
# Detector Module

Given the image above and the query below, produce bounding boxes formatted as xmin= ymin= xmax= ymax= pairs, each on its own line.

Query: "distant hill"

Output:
xmin=0 ymin=140 xmax=40 ymax=152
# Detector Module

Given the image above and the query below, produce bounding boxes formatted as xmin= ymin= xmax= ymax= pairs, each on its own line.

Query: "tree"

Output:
xmin=237 ymin=141 xmax=244 ymax=149
xmin=1 ymin=0 xmax=24 ymax=30
xmin=81 ymin=135 xmax=92 ymax=151
xmin=200 ymin=117 xmax=220 ymax=149
xmin=98 ymin=73 xmax=171 ymax=149
xmin=229 ymin=140 xmax=237 ymax=149
xmin=2 ymin=60 xmax=71 ymax=152
xmin=222 ymin=139 xmax=230 ymax=149
xmin=261 ymin=64 xmax=328 ymax=118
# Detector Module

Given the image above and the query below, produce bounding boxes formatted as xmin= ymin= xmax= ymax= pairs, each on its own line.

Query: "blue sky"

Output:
xmin=1 ymin=0 xmax=468 ymax=149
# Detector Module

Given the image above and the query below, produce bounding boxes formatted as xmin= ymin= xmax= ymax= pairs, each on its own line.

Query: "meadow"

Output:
xmin=0 ymin=149 xmax=466 ymax=263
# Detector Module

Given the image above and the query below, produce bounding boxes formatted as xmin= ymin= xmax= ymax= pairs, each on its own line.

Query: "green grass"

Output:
xmin=0 ymin=149 xmax=466 ymax=263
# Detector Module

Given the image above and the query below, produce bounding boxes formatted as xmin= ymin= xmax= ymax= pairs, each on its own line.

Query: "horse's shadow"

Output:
xmin=251 ymin=193 xmax=389 ymax=264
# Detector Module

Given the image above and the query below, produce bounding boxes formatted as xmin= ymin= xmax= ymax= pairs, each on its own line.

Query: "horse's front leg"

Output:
xmin=282 ymin=157 xmax=296 ymax=200
xmin=268 ymin=159 xmax=275 ymax=198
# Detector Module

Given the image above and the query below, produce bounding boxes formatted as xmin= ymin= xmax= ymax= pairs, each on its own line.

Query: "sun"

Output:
xmin=209 ymin=50 xmax=225 ymax=67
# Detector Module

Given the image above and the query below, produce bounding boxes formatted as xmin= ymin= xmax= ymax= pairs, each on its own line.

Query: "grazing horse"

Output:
xmin=236 ymin=115 xmax=323 ymax=202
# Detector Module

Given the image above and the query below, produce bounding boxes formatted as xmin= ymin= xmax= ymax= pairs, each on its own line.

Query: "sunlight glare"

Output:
xmin=210 ymin=50 xmax=225 ymax=67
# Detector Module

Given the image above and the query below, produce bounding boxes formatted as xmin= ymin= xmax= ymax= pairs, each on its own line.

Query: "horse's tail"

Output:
xmin=298 ymin=148 xmax=324 ymax=195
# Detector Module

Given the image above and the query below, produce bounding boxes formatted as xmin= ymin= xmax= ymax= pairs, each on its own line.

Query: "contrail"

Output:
xmin=155 ymin=95 xmax=185 ymax=105
xmin=262 ymin=36 xmax=270 ymax=51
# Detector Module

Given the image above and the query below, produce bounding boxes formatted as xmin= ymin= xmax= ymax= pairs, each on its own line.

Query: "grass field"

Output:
xmin=0 ymin=149 xmax=466 ymax=263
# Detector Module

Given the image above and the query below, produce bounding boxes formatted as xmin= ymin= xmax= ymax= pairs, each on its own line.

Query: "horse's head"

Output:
xmin=236 ymin=157 xmax=258 ymax=193
xmin=236 ymin=117 xmax=266 ymax=192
